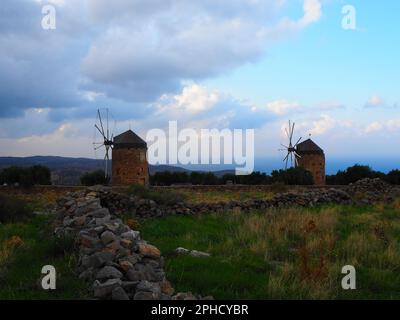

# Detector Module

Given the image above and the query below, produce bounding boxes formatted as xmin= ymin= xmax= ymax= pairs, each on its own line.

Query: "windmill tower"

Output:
xmin=296 ymin=138 xmax=326 ymax=185
xmin=112 ymin=130 xmax=149 ymax=187
xmin=279 ymin=120 xmax=326 ymax=185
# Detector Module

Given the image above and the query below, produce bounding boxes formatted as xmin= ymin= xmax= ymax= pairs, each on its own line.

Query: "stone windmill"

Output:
xmin=280 ymin=120 xmax=326 ymax=185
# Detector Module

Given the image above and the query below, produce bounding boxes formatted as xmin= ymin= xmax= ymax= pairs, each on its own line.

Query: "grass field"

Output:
xmin=139 ymin=201 xmax=400 ymax=299
xmin=1 ymin=188 xmax=400 ymax=300
xmin=177 ymin=189 xmax=276 ymax=204
xmin=0 ymin=192 xmax=88 ymax=300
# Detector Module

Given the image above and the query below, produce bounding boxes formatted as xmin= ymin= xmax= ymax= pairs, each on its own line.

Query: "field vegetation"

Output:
xmin=139 ymin=201 xmax=400 ymax=299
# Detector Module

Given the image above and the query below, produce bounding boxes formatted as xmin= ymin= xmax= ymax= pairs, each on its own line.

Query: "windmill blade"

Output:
xmin=285 ymin=127 xmax=290 ymax=139
xmin=94 ymin=143 xmax=105 ymax=151
xmin=283 ymin=152 xmax=290 ymax=162
xmin=294 ymin=137 xmax=302 ymax=147
xmin=285 ymin=155 xmax=289 ymax=169
xmin=290 ymin=152 xmax=293 ymax=167
xmin=106 ymin=108 xmax=109 ymax=141
xmin=289 ymin=122 xmax=295 ymax=145
xmin=95 ymin=124 xmax=106 ymax=139
xmin=97 ymin=109 xmax=105 ymax=137
xmin=294 ymin=151 xmax=302 ymax=158
xmin=281 ymin=143 xmax=289 ymax=149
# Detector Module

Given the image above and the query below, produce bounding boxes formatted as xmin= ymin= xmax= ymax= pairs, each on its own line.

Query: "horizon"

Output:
xmin=1 ymin=154 xmax=398 ymax=175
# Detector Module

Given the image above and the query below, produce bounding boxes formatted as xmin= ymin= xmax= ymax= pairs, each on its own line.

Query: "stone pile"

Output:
xmin=347 ymin=178 xmax=400 ymax=204
xmin=54 ymin=188 xmax=211 ymax=300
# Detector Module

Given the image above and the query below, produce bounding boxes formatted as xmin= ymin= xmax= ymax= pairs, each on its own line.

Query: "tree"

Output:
xmin=30 ymin=165 xmax=51 ymax=185
xmin=386 ymin=170 xmax=400 ymax=185
xmin=271 ymin=167 xmax=314 ymax=185
xmin=80 ymin=170 xmax=109 ymax=186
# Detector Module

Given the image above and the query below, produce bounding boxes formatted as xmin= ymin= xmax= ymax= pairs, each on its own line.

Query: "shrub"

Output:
xmin=128 ymin=184 xmax=186 ymax=205
xmin=80 ymin=170 xmax=109 ymax=186
xmin=271 ymin=167 xmax=314 ymax=185
xmin=0 ymin=165 xmax=51 ymax=187
xmin=0 ymin=194 xmax=32 ymax=223
xmin=386 ymin=170 xmax=400 ymax=185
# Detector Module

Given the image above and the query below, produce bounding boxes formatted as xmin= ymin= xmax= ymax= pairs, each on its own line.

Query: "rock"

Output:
xmin=90 ymin=208 xmax=110 ymax=218
xmin=134 ymin=291 xmax=158 ymax=300
xmin=111 ymin=286 xmax=130 ymax=300
xmin=175 ymin=247 xmax=190 ymax=255
xmin=160 ymin=279 xmax=175 ymax=295
xmin=190 ymin=250 xmax=211 ymax=258
xmin=93 ymin=278 xmax=122 ymax=299
xmin=172 ymin=292 xmax=197 ymax=300
xmin=119 ymin=260 xmax=134 ymax=272
xmin=96 ymin=266 xmax=123 ymax=280
xmin=82 ymin=252 xmax=116 ymax=268
xmin=120 ymin=239 xmax=133 ymax=249
xmin=100 ymin=231 xmax=117 ymax=245
xmin=121 ymin=230 xmax=140 ymax=241
xmin=138 ymin=243 xmax=161 ymax=259
xmin=79 ymin=234 xmax=101 ymax=249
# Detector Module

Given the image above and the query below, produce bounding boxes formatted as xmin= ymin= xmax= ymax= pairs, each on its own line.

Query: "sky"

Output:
xmin=0 ymin=0 xmax=399 ymax=173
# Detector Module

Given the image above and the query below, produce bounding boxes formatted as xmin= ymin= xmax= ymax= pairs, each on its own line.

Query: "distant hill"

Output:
xmin=0 ymin=156 xmax=233 ymax=185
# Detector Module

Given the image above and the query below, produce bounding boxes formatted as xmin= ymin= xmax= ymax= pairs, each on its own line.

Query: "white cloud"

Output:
xmin=266 ymin=99 xmax=302 ymax=115
xmin=163 ymin=84 xmax=220 ymax=114
xmin=365 ymin=95 xmax=384 ymax=108
xmin=364 ymin=119 xmax=400 ymax=134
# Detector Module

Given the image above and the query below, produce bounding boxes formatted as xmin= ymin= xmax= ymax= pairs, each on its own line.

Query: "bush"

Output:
xmin=326 ymin=164 xmax=389 ymax=185
xmin=0 ymin=165 xmax=51 ymax=187
xmin=80 ymin=170 xmax=109 ymax=186
xmin=128 ymin=184 xmax=186 ymax=205
xmin=386 ymin=170 xmax=400 ymax=185
xmin=0 ymin=194 xmax=33 ymax=223
xmin=271 ymin=167 xmax=314 ymax=185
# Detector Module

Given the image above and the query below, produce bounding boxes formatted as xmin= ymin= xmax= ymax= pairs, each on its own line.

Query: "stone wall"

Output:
xmin=54 ymin=188 xmax=211 ymax=300
xmin=98 ymin=178 xmax=400 ymax=219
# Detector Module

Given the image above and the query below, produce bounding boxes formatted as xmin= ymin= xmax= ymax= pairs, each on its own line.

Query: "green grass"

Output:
xmin=0 ymin=215 xmax=88 ymax=300
xmin=139 ymin=202 xmax=400 ymax=300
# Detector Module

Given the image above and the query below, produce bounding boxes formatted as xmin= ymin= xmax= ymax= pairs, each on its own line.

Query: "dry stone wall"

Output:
xmin=98 ymin=179 xmax=400 ymax=219
xmin=54 ymin=188 xmax=211 ymax=300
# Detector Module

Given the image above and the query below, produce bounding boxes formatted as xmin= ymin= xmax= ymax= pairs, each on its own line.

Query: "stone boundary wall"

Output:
xmin=54 ymin=188 xmax=212 ymax=300
xmin=99 ymin=178 xmax=400 ymax=219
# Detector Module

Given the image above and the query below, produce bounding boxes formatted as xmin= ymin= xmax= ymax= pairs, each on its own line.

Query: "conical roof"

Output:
xmin=113 ymin=130 xmax=147 ymax=148
xmin=296 ymin=139 xmax=324 ymax=154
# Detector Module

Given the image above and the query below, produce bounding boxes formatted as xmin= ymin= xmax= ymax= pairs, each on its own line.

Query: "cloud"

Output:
xmin=0 ymin=0 xmax=322 ymax=120
xmin=153 ymin=84 xmax=275 ymax=129
xmin=365 ymin=95 xmax=384 ymax=108
xmin=364 ymin=119 xmax=400 ymax=134
xmin=266 ymin=100 xmax=303 ymax=115
xmin=81 ymin=0 xmax=322 ymax=104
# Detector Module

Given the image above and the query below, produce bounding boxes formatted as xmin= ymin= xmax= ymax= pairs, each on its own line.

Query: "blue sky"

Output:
xmin=0 ymin=0 xmax=399 ymax=173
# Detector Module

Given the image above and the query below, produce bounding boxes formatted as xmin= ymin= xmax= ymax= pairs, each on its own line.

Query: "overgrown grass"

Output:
xmin=0 ymin=194 xmax=33 ymax=224
xmin=0 ymin=215 xmax=88 ymax=300
xmin=129 ymin=184 xmax=187 ymax=205
xmin=171 ymin=189 xmax=275 ymax=204
xmin=140 ymin=202 xmax=400 ymax=299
